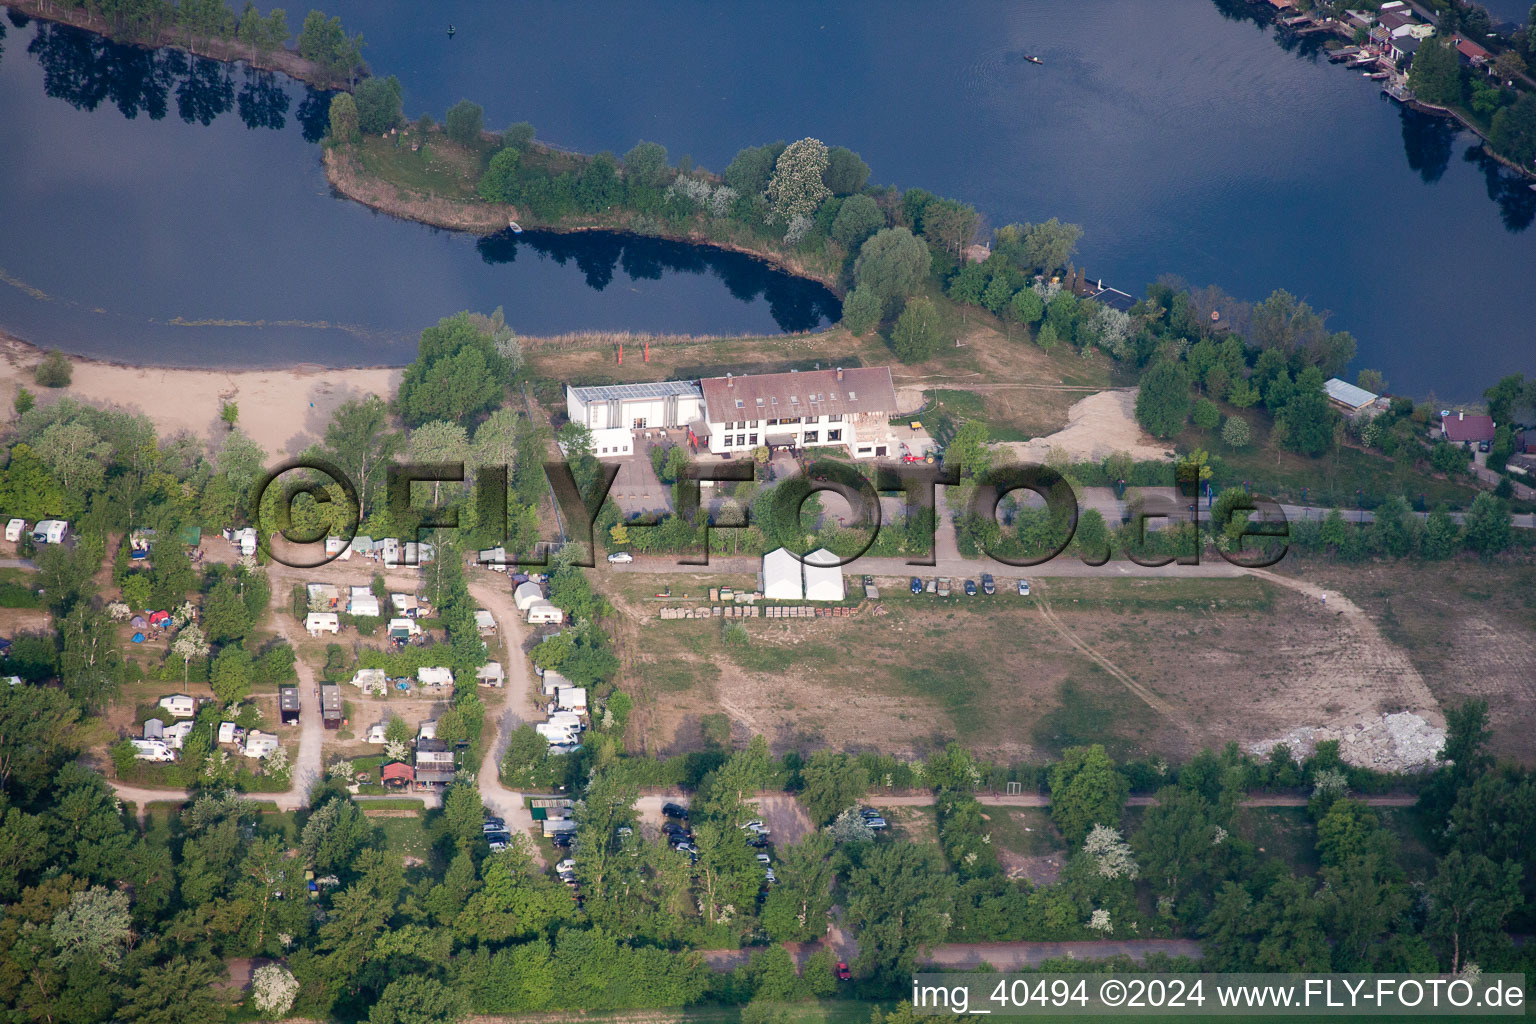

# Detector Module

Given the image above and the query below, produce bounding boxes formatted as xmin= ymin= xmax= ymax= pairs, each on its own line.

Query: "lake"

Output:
xmin=2 ymin=1 xmax=1533 ymax=396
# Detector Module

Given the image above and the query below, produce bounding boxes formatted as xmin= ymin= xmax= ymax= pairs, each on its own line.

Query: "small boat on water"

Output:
xmin=1023 ymin=54 xmax=1043 ymax=65
xmin=508 ymin=220 xmax=523 ymax=234
xmin=447 ymin=24 xmax=456 ymax=37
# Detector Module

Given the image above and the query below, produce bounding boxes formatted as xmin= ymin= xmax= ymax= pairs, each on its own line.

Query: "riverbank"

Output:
xmin=322 ymin=144 xmax=847 ymax=294
xmin=6 ymin=0 xmax=354 ymax=90
xmin=0 ymin=335 xmax=399 ymax=456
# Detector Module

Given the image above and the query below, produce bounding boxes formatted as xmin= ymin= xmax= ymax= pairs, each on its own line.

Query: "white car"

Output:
xmin=606 ymin=551 xmax=634 ymax=564
xmin=1017 ymin=579 xmax=1031 ymax=596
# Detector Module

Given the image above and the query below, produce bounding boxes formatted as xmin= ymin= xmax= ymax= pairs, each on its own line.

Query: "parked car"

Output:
xmin=963 ymin=579 xmax=977 ymax=597
xmin=763 ymin=868 xmax=778 ymax=884
xmin=755 ymin=852 xmax=772 ymax=865
xmin=606 ymin=551 xmax=634 ymax=563
xmin=937 ymin=577 xmax=951 ymax=597
xmin=746 ymin=834 xmax=769 ymax=848
xmin=662 ymin=802 xmax=689 ymax=819
xmin=910 ymin=576 xmax=923 ymax=594
xmin=1479 ymin=440 xmax=1492 ymax=453
xmin=1017 ymin=578 xmax=1031 ymax=597
xmin=859 ymin=808 xmax=881 ymax=819
xmin=865 ymin=817 xmax=888 ymax=830
xmin=981 ymin=573 xmax=995 ymax=595
xmin=836 ymin=961 xmax=852 ymax=981
xmin=739 ymin=819 xmax=765 ymax=830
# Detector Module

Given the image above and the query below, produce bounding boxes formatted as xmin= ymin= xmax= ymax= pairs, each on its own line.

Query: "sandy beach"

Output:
xmin=0 ymin=338 xmax=400 ymax=457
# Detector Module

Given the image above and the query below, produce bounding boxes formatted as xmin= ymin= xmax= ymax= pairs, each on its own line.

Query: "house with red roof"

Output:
xmin=1441 ymin=411 xmax=1496 ymax=445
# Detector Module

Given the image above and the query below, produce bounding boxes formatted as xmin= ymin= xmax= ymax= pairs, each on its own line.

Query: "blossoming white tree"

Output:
xmin=765 ymin=137 xmax=830 ymax=228
xmin=251 ymin=964 xmax=299 ymax=1016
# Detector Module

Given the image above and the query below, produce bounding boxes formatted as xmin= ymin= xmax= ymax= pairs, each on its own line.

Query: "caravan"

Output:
xmin=305 ymin=612 xmax=340 ymax=636
xmin=31 ymin=520 xmax=68 ymax=545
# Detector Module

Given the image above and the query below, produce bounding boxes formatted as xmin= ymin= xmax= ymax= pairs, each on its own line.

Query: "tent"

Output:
xmin=513 ymin=581 xmax=544 ymax=611
xmin=130 ymin=616 xmax=147 ymax=628
xmin=149 ymin=610 xmax=170 ymax=626
xmin=761 ymin=547 xmax=803 ymax=601
xmin=803 ymin=548 xmax=846 ymax=602
xmin=131 ymin=633 xmax=145 ymax=643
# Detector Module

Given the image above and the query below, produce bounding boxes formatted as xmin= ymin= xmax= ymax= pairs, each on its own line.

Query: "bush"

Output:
xmin=353 ymin=75 xmax=404 ymax=136
xmin=1220 ymin=415 xmax=1252 ymax=449
xmin=34 ymin=350 xmax=72 ymax=388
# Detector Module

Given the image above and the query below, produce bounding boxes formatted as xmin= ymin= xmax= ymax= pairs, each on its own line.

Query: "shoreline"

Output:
xmin=321 ymin=148 xmax=847 ymax=295
xmin=5 ymin=0 xmax=355 ymax=90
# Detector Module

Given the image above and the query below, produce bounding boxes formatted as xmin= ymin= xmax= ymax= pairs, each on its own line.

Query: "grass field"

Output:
xmin=606 ymin=571 xmax=1398 ymax=766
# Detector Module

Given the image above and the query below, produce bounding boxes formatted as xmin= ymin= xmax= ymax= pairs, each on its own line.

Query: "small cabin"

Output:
xmin=321 ymin=685 xmax=343 ymax=729
xmin=279 ymin=687 xmax=300 ymax=724
xmin=305 ymin=612 xmax=340 ymax=636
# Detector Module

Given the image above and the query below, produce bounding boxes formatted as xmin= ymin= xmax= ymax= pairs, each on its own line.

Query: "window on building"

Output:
xmin=749 ymin=434 xmax=758 ymax=445
xmin=771 ymin=396 xmax=778 ymax=405
xmin=633 ymin=417 xmax=647 ymax=428
xmin=735 ymin=399 xmax=744 ymax=409
xmin=828 ymin=429 xmax=842 ymax=441
xmin=804 ymin=431 xmax=819 ymax=443
xmin=756 ymin=397 xmax=765 ymax=407
xmin=829 ymin=413 xmax=842 ymax=422
xmin=848 ymin=391 xmax=857 ymax=400
xmin=789 ymin=395 xmax=798 ymax=405
xmin=736 ymin=434 xmax=746 ymax=446
xmin=749 ymin=420 xmax=759 ymax=428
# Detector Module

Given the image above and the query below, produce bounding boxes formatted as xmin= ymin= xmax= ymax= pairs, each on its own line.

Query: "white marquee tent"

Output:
xmin=761 ymin=547 xmax=803 ymax=601
xmin=803 ymin=548 xmax=846 ymax=602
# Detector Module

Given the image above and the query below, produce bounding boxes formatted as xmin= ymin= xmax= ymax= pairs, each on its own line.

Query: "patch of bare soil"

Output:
xmin=1056 ymin=578 xmax=1442 ymax=762
xmin=1001 ymin=389 xmax=1172 ymax=463
xmin=1000 ymin=851 xmax=1064 ymax=885
xmin=756 ymin=793 xmax=814 ymax=846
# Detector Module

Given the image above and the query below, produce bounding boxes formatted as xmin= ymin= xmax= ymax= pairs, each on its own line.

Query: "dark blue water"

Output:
xmin=2 ymin=2 xmax=1533 ymax=395
xmin=0 ymin=12 xmax=838 ymax=367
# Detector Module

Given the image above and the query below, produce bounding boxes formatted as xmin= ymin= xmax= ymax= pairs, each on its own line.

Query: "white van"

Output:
xmin=131 ymin=739 xmax=176 ymax=762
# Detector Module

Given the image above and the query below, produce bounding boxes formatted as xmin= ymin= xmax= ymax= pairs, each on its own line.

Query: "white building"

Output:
xmin=803 ymin=548 xmax=847 ymax=602
xmin=349 ymin=593 xmax=381 ymax=617
xmin=218 ymin=721 xmax=240 ymax=745
xmin=158 ymin=694 xmax=196 ymax=718
xmin=565 ymin=380 xmax=707 ymax=458
xmin=555 ymin=686 xmax=588 ymax=713
xmin=417 ymin=666 xmax=454 ymax=687
xmin=761 ymin=547 xmax=803 ymax=601
xmin=539 ymin=668 xmax=570 ymax=698
xmin=476 ymin=662 xmax=505 ymax=687
xmin=699 ymin=367 xmax=902 ymax=459
xmin=305 ymin=611 xmax=340 ymax=636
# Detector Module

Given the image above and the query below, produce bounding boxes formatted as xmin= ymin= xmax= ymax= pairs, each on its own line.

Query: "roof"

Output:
xmin=803 ymin=548 xmax=847 ymax=602
xmin=1394 ymin=35 xmax=1420 ymax=54
xmin=1324 ymin=377 xmax=1378 ymax=409
xmin=381 ymin=762 xmax=415 ymax=780
xmin=1442 ymin=413 xmax=1496 ymax=442
xmin=700 ymin=367 xmax=898 ymax=421
xmin=414 ymin=769 xmax=456 ymax=784
xmin=1379 ymin=10 xmax=1414 ymax=32
xmin=1452 ymin=34 xmax=1491 ymax=60
xmin=569 ymin=379 xmax=702 ymax=403
xmin=320 ymin=685 xmax=343 ymax=714
xmin=279 ymin=687 xmax=300 ymax=710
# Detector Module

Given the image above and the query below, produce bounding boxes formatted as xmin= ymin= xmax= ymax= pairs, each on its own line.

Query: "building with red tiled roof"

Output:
xmin=1441 ymin=412 xmax=1496 ymax=444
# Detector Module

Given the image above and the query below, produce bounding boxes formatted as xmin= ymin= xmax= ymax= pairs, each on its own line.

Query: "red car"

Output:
xmin=835 ymin=961 xmax=851 ymax=981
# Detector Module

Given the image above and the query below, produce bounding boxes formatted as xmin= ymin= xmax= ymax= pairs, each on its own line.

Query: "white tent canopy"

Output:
xmin=513 ymin=581 xmax=544 ymax=611
xmin=761 ymin=547 xmax=803 ymax=601
xmin=803 ymin=548 xmax=846 ymax=602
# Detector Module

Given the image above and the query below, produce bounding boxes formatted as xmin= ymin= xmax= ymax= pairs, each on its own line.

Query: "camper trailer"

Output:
xmin=131 ymin=739 xmax=176 ymax=762
xmin=158 ymin=694 xmax=196 ymax=718
xmin=31 ymin=520 xmax=68 ymax=545
xmin=305 ymin=612 xmax=340 ymax=636
xmin=4 ymin=519 xmax=24 ymax=542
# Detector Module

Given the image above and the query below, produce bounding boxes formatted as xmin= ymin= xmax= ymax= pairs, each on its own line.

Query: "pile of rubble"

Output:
xmin=1250 ymin=711 xmax=1445 ymax=773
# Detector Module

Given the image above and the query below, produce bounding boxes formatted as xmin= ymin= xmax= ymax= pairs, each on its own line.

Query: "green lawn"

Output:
xmin=374 ymin=813 xmax=434 ymax=862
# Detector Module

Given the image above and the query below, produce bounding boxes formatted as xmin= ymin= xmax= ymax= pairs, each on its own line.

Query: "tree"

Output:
xmin=622 ymin=140 xmax=670 ymax=189
xmin=1491 ymin=93 xmax=1536 ymax=166
xmin=841 ymin=842 xmax=955 ymax=984
xmin=354 ymin=75 xmax=403 ymax=135
xmin=1411 ymin=37 xmax=1465 ymax=107
xmin=1221 ymin=415 xmax=1251 ymax=448
xmin=171 ymin=623 xmax=209 ymax=683
xmin=34 ymin=350 xmax=72 ymax=388
xmin=821 ymin=145 xmax=871 ymax=194
xmin=853 ymin=227 xmax=930 ymax=305
xmin=14 ymin=386 xmax=34 ymax=416
xmin=1483 ymin=373 xmax=1526 ymax=426
xmin=501 ymin=121 xmax=536 ymax=151
xmin=723 ymin=142 xmax=785 ymax=196
xmin=840 ymin=287 xmax=881 ymax=336
xmin=369 ymin=975 xmax=463 ymax=1024
xmin=825 ymin=806 xmax=877 ymax=844
xmin=236 ymin=5 xmax=288 ymax=61
xmin=51 ymin=886 xmax=131 ymax=970
xmin=0 ymin=683 xmax=79 ymax=798
xmin=251 ymin=965 xmax=299 ymax=1017
xmin=297 ymin=10 xmax=364 ymax=83
xmin=328 ymin=91 xmax=360 ymax=142
xmin=210 ymin=645 xmax=253 ymax=703
xmin=1010 ymin=286 xmax=1044 ymax=326
xmin=1464 ymin=492 xmax=1512 ymax=556
xmin=59 ymin=603 xmax=125 ymax=705
xmin=1048 ymin=744 xmax=1129 ymax=846
xmin=117 ymin=956 xmax=222 ymax=1024
xmin=1191 ymin=397 xmax=1220 ymax=431
xmin=396 ymin=312 xmax=511 ymax=426
xmin=830 ymin=193 xmax=884 ymax=249
xmin=920 ymin=198 xmax=980 ymax=258
xmin=203 ymin=576 xmax=251 ymax=643
xmin=1369 ymin=495 xmax=1414 ymax=558
xmin=799 ymin=751 xmax=869 ymax=824
xmin=444 ymin=98 xmax=484 ymax=146
xmin=1422 ymin=505 xmax=1461 ymax=559
xmin=890 ymin=296 xmax=943 ymax=363
xmin=1426 ymin=850 xmax=1521 ymax=972
xmin=1275 ymin=369 xmax=1339 ymax=457
xmin=301 ymin=797 xmax=371 ymax=872
xmin=1134 ymin=360 xmax=1191 ymax=439
xmin=765 ymin=137 xmax=831 ymax=226
xmin=995 ymin=218 xmax=1082 ymax=272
